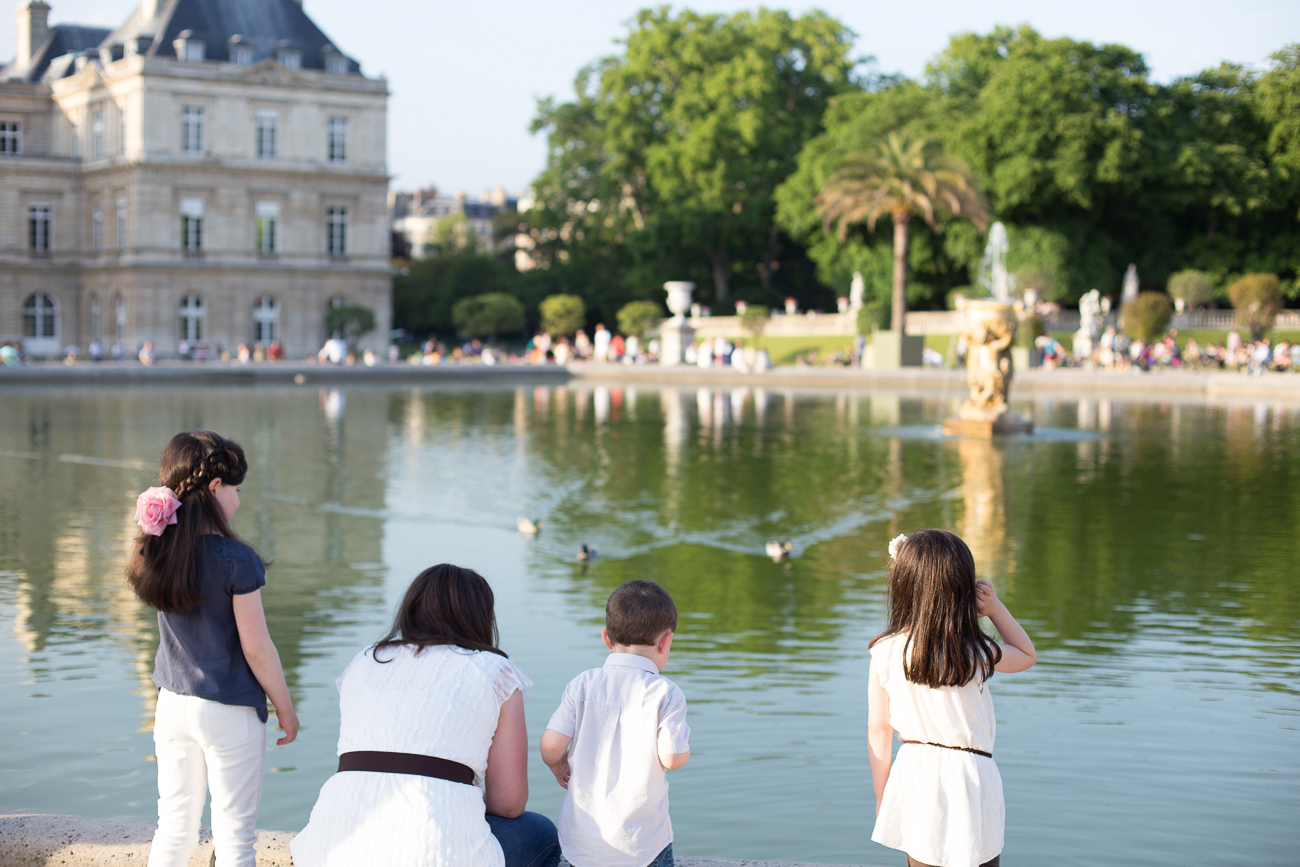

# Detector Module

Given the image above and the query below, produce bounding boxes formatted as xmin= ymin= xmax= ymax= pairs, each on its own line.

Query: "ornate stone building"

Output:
xmin=0 ymin=0 xmax=391 ymax=359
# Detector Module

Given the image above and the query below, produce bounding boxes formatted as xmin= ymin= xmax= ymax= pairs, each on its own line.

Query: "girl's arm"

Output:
xmin=976 ymin=581 xmax=1037 ymax=673
xmin=232 ymin=590 xmax=299 ymax=745
xmin=485 ymin=690 xmax=529 ymax=817
xmin=866 ymin=654 xmax=893 ymax=819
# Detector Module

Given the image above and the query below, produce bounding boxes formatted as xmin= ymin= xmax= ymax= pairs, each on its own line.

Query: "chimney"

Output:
xmin=15 ymin=0 xmax=51 ymax=68
xmin=140 ymin=0 xmax=160 ymax=20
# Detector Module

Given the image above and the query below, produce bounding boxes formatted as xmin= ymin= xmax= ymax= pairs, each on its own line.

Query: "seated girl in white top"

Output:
xmin=292 ymin=565 xmax=560 ymax=867
xmin=868 ymin=529 xmax=1038 ymax=867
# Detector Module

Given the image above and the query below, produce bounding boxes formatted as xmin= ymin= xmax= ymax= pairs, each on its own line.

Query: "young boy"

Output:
xmin=541 ymin=579 xmax=691 ymax=867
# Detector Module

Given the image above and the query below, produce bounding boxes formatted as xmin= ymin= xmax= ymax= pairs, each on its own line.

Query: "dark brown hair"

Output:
xmin=126 ymin=430 xmax=250 ymax=613
xmin=868 ymin=529 xmax=1002 ymax=688
xmin=606 ymin=579 xmax=677 ymax=646
xmin=374 ymin=564 xmax=506 ymax=661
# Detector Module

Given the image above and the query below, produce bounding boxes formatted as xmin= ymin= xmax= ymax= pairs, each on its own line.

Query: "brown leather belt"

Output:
xmin=901 ymin=739 xmax=992 ymax=759
xmin=337 ymin=750 xmax=475 ymax=785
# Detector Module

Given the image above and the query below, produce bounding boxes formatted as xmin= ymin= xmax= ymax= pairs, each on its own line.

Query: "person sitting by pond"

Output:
xmin=540 ymin=579 xmax=691 ymax=867
xmin=291 ymin=565 xmax=560 ymax=867
xmin=868 ymin=529 xmax=1037 ymax=867
xmin=126 ymin=431 xmax=299 ymax=867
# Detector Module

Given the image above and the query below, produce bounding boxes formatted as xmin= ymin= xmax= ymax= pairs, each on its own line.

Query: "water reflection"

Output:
xmin=1 ymin=384 xmax=1298 ymax=865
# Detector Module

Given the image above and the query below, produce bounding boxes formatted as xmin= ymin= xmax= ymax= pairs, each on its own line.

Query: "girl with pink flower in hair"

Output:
xmin=126 ymin=430 xmax=297 ymax=867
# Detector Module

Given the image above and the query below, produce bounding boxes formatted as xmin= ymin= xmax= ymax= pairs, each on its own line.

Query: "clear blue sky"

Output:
xmin=4 ymin=0 xmax=1296 ymax=192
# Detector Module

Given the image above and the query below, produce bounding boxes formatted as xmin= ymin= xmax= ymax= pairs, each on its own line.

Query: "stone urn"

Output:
xmin=659 ymin=281 xmax=697 ymax=366
xmin=942 ymin=297 xmax=1033 ymax=437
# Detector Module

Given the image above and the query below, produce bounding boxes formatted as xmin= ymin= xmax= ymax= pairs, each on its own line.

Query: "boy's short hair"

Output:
xmin=605 ymin=580 xmax=677 ymax=646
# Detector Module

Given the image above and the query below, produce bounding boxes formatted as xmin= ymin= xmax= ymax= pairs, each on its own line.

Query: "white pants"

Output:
xmin=149 ymin=689 xmax=266 ymax=867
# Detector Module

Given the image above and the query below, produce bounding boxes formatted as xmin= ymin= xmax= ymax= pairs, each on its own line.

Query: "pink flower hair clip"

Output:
xmin=135 ymin=486 xmax=182 ymax=536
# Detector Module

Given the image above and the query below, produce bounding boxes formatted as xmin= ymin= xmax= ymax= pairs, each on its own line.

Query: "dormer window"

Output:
xmin=174 ymin=31 xmax=205 ymax=62
xmin=322 ymin=46 xmax=348 ymax=75
xmin=230 ymin=46 xmax=251 ymax=65
xmin=277 ymin=47 xmax=301 ymax=70
xmin=127 ymin=36 xmax=153 ymax=57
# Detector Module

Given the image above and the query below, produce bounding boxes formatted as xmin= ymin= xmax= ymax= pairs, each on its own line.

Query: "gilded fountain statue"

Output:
xmin=943 ymin=223 xmax=1034 ymax=437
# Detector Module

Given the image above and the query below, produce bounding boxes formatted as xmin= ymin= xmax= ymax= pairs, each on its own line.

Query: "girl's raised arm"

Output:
xmin=232 ymin=589 xmax=299 ymax=744
xmin=866 ymin=654 xmax=893 ymax=818
xmin=976 ymin=581 xmax=1037 ymax=673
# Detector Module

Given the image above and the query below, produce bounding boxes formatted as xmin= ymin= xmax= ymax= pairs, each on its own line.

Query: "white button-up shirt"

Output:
xmin=546 ymin=653 xmax=691 ymax=867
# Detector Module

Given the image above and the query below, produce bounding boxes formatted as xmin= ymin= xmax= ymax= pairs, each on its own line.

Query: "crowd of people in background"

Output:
xmin=5 ymin=322 xmax=1299 ymax=378
xmin=1062 ymin=327 xmax=1293 ymax=375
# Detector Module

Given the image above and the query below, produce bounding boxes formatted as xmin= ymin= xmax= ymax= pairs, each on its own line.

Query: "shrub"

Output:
xmin=1121 ymin=292 xmax=1173 ymax=343
xmin=324 ymin=305 xmax=376 ymax=352
xmin=452 ymin=293 xmax=526 ymax=339
xmin=616 ymin=300 xmax=663 ymax=338
xmin=740 ymin=304 xmax=771 ymax=347
xmin=539 ymin=294 xmax=586 ymax=337
xmin=1167 ymin=270 xmax=1216 ymax=310
xmin=1228 ymin=273 xmax=1283 ymax=341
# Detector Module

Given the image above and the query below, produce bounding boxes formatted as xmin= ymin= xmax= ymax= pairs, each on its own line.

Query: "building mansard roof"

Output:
xmin=3 ymin=24 xmax=111 ymax=82
xmin=2 ymin=0 xmax=358 ymax=83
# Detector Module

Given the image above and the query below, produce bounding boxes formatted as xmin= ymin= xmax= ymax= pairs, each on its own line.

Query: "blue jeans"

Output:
xmin=646 ymin=843 xmax=674 ymax=867
xmin=486 ymin=811 xmax=561 ymax=867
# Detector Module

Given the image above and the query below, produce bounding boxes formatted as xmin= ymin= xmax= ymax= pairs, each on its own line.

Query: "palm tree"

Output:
xmin=816 ymin=132 xmax=989 ymax=333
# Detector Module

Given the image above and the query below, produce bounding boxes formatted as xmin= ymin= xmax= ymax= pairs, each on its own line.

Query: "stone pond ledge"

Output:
xmin=0 ymin=813 xmax=877 ymax=867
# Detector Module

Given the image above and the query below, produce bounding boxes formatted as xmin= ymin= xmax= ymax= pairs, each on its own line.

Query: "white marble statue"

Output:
xmin=1075 ymin=289 xmax=1102 ymax=358
xmin=1122 ymin=265 xmax=1139 ymax=304
xmin=849 ymin=272 xmax=865 ymax=311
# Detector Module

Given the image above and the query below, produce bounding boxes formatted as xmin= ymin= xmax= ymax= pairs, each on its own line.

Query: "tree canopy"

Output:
xmin=392 ymin=19 xmax=1300 ymax=345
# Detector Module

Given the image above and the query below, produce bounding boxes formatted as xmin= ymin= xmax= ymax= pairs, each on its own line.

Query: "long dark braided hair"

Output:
xmin=126 ymin=431 xmax=251 ymax=613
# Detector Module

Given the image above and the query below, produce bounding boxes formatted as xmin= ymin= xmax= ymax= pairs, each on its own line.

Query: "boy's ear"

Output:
xmin=601 ymin=627 xmax=614 ymax=650
xmin=656 ymin=629 xmax=674 ymax=655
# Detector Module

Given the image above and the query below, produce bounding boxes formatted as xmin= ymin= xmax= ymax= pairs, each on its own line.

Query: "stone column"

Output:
xmin=658 ymin=281 xmax=696 ymax=366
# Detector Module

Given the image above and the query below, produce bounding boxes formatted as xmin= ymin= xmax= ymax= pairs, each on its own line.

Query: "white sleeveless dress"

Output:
xmin=869 ymin=633 xmax=1003 ymax=867
xmin=291 ymin=644 xmax=532 ymax=867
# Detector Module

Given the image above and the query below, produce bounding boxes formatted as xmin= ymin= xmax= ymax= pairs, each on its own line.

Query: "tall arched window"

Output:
xmin=22 ymin=293 xmax=59 ymax=355
xmin=89 ymin=293 xmax=102 ymax=342
xmin=179 ymin=294 xmax=205 ymax=342
xmin=113 ymin=294 xmax=126 ymax=343
xmin=253 ymin=296 xmax=279 ymax=341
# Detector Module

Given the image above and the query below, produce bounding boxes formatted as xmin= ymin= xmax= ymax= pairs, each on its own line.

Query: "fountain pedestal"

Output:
xmin=943 ymin=298 xmax=1033 ymax=438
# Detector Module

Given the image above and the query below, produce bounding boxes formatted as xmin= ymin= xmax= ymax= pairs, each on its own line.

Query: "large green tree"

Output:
xmin=526 ymin=7 xmax=858 ymax=304
xmin=798 ymin=30 xmax=1300 ymax=306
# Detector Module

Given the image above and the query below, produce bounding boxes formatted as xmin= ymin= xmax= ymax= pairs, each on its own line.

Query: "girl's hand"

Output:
xmin=275 ymin=707 xmax=299 ymax=745
xmin=975 ymin=580 xmax=1004 ymax=618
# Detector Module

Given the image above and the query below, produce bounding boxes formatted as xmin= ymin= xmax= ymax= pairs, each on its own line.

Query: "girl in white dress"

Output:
xmin=292 ymin=565 xmax=560 ymax=867
xmin=868 ymin=530 xmax=1038 ymax=867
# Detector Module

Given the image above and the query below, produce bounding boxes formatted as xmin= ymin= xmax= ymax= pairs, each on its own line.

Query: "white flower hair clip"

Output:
xmin=888 ymin=534 xmax=908 ymax=561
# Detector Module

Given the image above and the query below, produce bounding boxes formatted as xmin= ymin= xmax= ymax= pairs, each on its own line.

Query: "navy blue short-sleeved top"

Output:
xmin=152 ymin=535 xmax=269 ymax=721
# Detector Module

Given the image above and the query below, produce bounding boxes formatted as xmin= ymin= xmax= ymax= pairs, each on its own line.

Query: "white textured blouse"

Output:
xmin=546 ymin=653 xmax=691 ymax=867
xmin=869 ymin=632 xmax=1004 ymax=867
xmin=291 ymin=644 xmax=532 ymax=867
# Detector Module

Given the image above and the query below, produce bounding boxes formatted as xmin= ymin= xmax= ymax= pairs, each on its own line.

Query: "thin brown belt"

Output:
xmin=901 ymin=739 xmax=992 ymax=759
xmin=337 ymin=750 xmax=475 ymax=785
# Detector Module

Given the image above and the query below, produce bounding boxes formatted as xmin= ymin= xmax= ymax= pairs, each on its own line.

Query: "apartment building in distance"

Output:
xmin=0 ymin=0 xmax=391 ymax=358
xmin=389 ymin=186 xmax=518 ymax=260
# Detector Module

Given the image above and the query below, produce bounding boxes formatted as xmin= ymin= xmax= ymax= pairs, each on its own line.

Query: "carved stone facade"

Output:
xmin=0 ymin=0 xmax=391 ymax=359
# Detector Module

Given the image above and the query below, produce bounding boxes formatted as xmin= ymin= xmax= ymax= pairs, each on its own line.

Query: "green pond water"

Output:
xmin=0 ymin=382 xmax=1296 ymax=865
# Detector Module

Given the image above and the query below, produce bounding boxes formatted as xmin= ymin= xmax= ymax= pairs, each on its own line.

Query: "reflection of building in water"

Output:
xmin=0 ymin=387 xmax=391 ymax=727
xmin=954 ymin=438 xmax=1012 ymax=584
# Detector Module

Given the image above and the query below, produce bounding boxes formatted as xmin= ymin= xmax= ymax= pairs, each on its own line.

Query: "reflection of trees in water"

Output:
xmin=0 ymin=388 xmax=391 ymax=722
